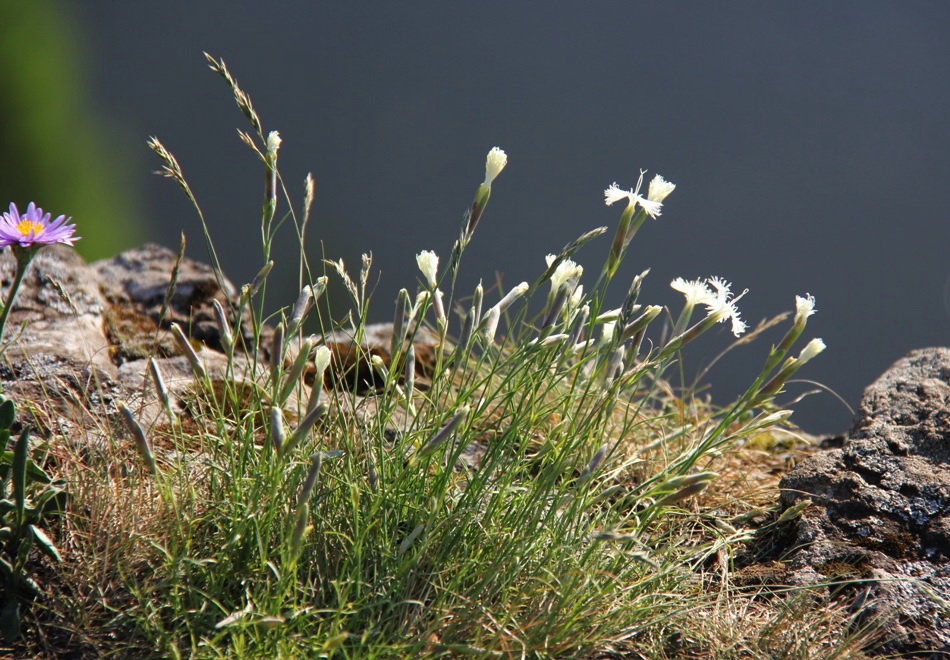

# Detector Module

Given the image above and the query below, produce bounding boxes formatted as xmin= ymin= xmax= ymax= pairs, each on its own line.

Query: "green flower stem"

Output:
xmin=0 ymin=248 xmax=36 ymax=347
xmin=604 ymin=207 xmax=646 ymax=283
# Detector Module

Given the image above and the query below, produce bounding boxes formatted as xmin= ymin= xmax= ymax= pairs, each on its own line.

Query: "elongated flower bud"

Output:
xmin=755 ymin=338 xmax=826 ymax=404
xmin=278 ymin=336 xmax=314 ymax=405
xmin=367 ymin=460 xmax=378 ymax=494
xmin=281 ymin=400 xmax=329 ymax=458
xmin=776 ymin=498 xmax=812 ymax=524
xmin=578 ymin=445 xmax=607 ymax=485
xmin=170 ymin=323 xmax=207 ymax=381
xmin=211 ymin=299 xmax=233 ymax=354
xmin=656 ymin=481 xmax=710 ymax=506
xmin=605 ymin=346 xmax=625 ymax=383
xmin=494 ymin=282 xmax=529 ymax=315
xmin=287 ymin=286 xmax=314 ymax=336
xmin=307 ymin=346 xmax=332 ymax=414
xmin=457 ymin=307 xmax=475 ymax=354
xmin=433 ymin=289 xmax=446 ymax=332
xmin=416 ymin=406 xmax=470 ymax=459
xmin=482 ymin=306 xmax=500 ymax=345
xmin=478 ymin=282 xmax=528 ymax=334
xmin=391 ymin=288 xmax=411 ymax=358
xmin=620 ymin=305 xmax=662 ymax=342
xmin=398 ymin=523 xmax=425 ymax=555
xmin=270 ymin=406 xmax=285 ymax=452
xmin=662 ymin=471 xmax=718 ymax=490
xmin=569 ymin=305 xmax=590 ymax=346
xmin=119 ymin=402 xmax=156 ymax=474
xmin=241 ymin=260 xmax=274 ymax=305
xmin=297 ymin=453 xmax=323 ymax=507
xmin=404 ymin=344 xmax=416 ymax=402
xmin=148 ymin=357 xmax=176 ymax=427
xmin=472 ymin=281 xmax=484 ymax=329
xmin=290 ymin=502 xmax=310 ymax=555
xmin=270 ymin=322 xmax=285 ymax=389
xmin=541 ymin=283 xmax=570 ymax=332
xmin=265 ymin=131 xmax=281 ymax=218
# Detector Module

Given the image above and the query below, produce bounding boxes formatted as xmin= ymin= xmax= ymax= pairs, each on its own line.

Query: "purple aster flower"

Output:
xmin=0 ymin=202 xmax=79 ymax=249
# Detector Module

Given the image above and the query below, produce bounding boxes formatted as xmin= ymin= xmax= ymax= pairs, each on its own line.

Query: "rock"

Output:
xmin=0 ymin=244 xmax=272 ymax=441
xmin=778 ymin=348 xmax=950 ymax=657
xmin=0 ymin=244 xmax=438 ymax=451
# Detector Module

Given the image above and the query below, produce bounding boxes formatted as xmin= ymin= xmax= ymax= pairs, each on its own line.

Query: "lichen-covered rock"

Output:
xmin=778 ymin=347 xmax=950 ymax=657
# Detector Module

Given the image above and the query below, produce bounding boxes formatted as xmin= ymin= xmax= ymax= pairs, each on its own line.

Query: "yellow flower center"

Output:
xmin=15 ymin=220 xmax=44 ymax=237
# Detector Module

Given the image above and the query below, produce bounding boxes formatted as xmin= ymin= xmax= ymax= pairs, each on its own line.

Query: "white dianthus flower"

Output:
xmin=702 ymin=277 xmax=747 ymax=337
xmin=795 ymin=294 xmax=817 ymax=325
xmin=483 ymin=147 xmax=508 ymax=186
xmin=604 ymin=170 xmax=664 ymax=218
xmin=546 ymin=254 xmax=583 ymax=294
xmin=671 ymin=277 xmax=714 ymax=306
xmin=416 ymin=250 xmax=439 ymax=288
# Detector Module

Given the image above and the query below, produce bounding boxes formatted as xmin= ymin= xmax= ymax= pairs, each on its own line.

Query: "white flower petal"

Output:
xmin=795 ymin=294 xmax=817 ymax=321
xmin=798 ymin=338 xmax=826 ymax=363
xmin=484 ymin=147 xmax=508 ymax=186
xmin=671 ymin=277 xmax=714 ymax=306
xmin=604 ymin=183 xmax=632 ymax=206
xmin=647 ymin=174 xmax=676 ymax=203
xmin=267 ymin=131 xmax=282 ymax=156
xmin=416 ymin=250 xmax=439 ymax=287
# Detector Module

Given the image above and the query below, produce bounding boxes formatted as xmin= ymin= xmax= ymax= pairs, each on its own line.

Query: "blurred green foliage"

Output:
xmin=0 ymin=0 xmax=142 ymax=260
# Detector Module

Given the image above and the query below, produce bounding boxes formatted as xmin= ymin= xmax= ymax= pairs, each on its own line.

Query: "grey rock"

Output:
xmin=778 ymin=347 xmax=950 ymax=657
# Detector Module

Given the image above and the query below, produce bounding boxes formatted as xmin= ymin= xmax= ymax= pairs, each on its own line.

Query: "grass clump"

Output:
xmin=8 ymin=54 xmax=877 ymax=658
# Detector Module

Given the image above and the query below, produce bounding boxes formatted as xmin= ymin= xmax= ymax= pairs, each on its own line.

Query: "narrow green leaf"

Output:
xmin=0 ymin=400 xmax=14 ymax=430
xmin=11 ymin=428 xmax=29 ymax=528
xmin=28 ymin=525 xmax=62 ymax=563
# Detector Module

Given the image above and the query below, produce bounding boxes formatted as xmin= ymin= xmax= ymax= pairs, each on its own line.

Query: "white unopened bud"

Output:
xmin=797 ymin=338 xmax=826 ymax=364
xmin=483 ymin=147 xmax=508 ymax=186
xmin=416 ymin=250 xmax=439 ymax=288
xmin=266 ymin=131 xmax=282 ymax=157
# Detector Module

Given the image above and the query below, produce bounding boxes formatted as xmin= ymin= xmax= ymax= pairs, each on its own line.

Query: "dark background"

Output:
xmin=4 ymin=1 xmax=949 ymax=433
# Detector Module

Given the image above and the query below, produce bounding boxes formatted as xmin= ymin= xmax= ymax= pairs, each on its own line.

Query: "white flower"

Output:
xmin=797 ymin=338 xmax=826 ymax=364
xmin=604 ymin=171 xmax=664 ymax=218
xmin=647 ymin=174 xmax=676 ymax=203
xmin=671 ymin=277 xmax=714 ymax=306
xmin=545 ymin=254 xmax=583 ymax=294
xmin=600 ymin=321 xmax=616 ymax=344
xmin=702 ymin=277 xmax=747 ymax=336
xmin=267 ymin=131 xmax=282 ymax=156
xmin=483 ymin=147 xmax=508 ymax=186
xmin=795 ymin=294 xmax=817 ymax=325
xmin=313 ymin=345 xmax=331 ymax=373
xmin=416 ymin=250 xmax=439 ymax=287
xmin=707 ymin=276 xmax=733 ymax=299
